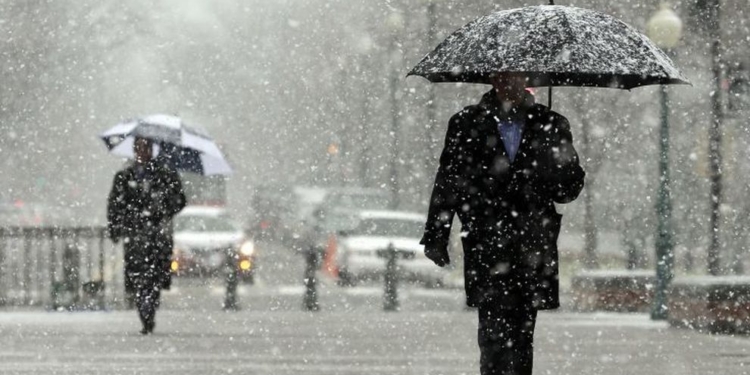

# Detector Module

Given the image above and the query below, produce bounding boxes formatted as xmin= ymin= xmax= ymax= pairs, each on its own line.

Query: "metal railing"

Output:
xmin=0 ymin=226 xmax=123 ymax=310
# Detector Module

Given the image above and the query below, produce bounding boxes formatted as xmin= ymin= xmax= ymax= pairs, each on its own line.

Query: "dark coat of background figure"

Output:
xmin=107 ymin=158 xmax=186 ymax=329
xmin=422 ymin=90 xmax=584 ymax=310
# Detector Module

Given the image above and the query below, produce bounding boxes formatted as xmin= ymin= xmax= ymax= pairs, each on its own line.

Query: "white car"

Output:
xmin=336 ymin=210 xmax=447 ymax=287
xmin=172 ymin=206 xmax=257 ymax=282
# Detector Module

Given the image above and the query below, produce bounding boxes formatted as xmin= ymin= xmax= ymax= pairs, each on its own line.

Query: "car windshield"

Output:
xmin=349 ymin=218 xmax=421 ymax=238
xmin=174 ymin=214 xmax=238 ymax=233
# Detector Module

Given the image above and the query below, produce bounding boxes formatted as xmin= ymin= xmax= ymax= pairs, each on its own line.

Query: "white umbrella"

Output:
xmin=100 ymin=114 xmax=232 ymax=176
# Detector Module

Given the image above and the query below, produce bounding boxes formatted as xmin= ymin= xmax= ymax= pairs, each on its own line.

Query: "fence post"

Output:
xmin=63 ymin=242 xmax=81 ymax=308
xmin=303 ymin=246 xmax=320 ymax=311
xmin=23 ymin=229 xmax=33 ymax=305
xmin=98 ymin=230 xmax=106 ymax=310
xmin=48 ymin=228 xmax=57 ymax=309
xmin=223 ymin=248 xmax=239 ymax=310
xmin=36 ymin=229 xmax=44 ymax=305
xmin=80 ymin=228 xmax=106 ymax=310
xmin=79 ymin=229 xmax=92 ymax=286
xmin=382 ymin=242 xmax=399 ymax=312
xmin=0 ymin=228 xmax=6 ymax=306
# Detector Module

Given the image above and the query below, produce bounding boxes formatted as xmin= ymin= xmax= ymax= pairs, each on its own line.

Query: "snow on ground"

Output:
xmin=2 ymin=277 xmax=750 ymax=375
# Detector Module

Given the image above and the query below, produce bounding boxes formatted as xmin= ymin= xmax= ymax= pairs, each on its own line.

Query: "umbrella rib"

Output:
xmin=536 ymin=6 xmax=577 ymax=86
xmin=558 ymin=7 xmax=577 ymax=65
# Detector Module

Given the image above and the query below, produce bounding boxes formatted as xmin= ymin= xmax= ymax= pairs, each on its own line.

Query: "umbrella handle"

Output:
xmin=548 ymin=86 xmax=553 ymax=109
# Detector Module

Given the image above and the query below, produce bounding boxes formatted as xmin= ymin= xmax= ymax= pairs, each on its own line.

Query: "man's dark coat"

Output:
xmin=422 ymin=91 xmax=585 ymax=310
xmin=107 ymin=160 xmax=186 ymax=292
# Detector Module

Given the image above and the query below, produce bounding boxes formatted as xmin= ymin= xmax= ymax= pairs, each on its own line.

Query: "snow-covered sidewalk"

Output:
xmin=1 ymin=308 xmax=749 ymax=375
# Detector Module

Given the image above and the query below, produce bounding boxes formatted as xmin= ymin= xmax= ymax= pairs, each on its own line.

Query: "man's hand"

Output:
xmin=424 ymin=241 xmax=450 ymax=267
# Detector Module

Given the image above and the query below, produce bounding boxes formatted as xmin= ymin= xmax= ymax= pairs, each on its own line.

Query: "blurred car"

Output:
xmin=317 ymin=187 xmax=392 ymax=214
xmin=290 ymin=186 xmax=327 ymax=226
xmin=248 ymin=184 xmax=298 ymax=244
xmin=336 ymin=210 xmax=447 ymax=287
xmin=171 ymin=206 xmax=257 ymax=283
xmin=309 ymin=187 xmax=393 ymax=245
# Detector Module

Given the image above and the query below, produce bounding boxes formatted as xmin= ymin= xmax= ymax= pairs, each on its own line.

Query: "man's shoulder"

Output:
xmin=528 ymin=104 xmax=570 ymax=132
xmin=449 ymin=104 xmax=484 ymax=125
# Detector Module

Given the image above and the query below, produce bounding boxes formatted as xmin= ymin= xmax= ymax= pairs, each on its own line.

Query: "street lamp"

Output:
xmin=705 ymin=0 xmax=723 ymax=276
xmin=419 ymin=0 xmax=440 ymax=187
xmin=326 ymin=137 xmax=341 ymax=187
xmin=354 ymin=34 xmax=374 ymax=187
xmin=387 ymin=11 xmax=405 ymax=209
xmin=646 ymin=3 xmax=682 ymax=320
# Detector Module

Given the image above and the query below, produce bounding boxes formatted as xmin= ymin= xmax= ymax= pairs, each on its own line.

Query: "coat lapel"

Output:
xmin=488 ymin=116 xmax=508 ymax=159
xmin=512 ymin=124 xmax=535 ymax=165
xmin=507 ymin=105 xmax=548 ymax=166
xmin=475 ymin=90 xmax=545 ymax=169
xmin=478 ymin=111 xmax=509 ymax=172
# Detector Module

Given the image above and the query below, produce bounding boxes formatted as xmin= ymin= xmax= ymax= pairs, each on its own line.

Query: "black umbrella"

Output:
xmin=408 ymin=4 xmax=690 ymax=105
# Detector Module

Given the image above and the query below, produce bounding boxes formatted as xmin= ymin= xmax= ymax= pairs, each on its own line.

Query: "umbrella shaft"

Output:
xmin=548 ymin=87 xmax=552 ymax=109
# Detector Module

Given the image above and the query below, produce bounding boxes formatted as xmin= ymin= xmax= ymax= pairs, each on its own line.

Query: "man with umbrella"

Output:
xmin=411 ymin=4 xmax=689 ymax=373
xmin=107 ymin=137 xmax=186 ymax=334
xmin=421 ymin=72 xmax=584 ymax=374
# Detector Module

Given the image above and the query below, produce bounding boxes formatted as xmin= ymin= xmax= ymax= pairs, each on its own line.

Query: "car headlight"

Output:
xmin=239 ymin=241 xmax=255 ymax=256
xmin=239 ymin=259 xmax=252 ymax=271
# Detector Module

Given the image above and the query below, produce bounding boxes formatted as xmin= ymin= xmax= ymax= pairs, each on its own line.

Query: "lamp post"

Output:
xmin=705 ymin=0 xmax=723 ymax=276
xmin=326 ymin=137 xmax=340 ymax=187
xmin=387 ymin=12 xmax=405 ymax=210
xmin=355 ymin=34 xmax=374 ymax=188
xmin=646 ymin=3 xmax=682 ymax=320
xmin=420 ymin=0 xmax=439 ymax=185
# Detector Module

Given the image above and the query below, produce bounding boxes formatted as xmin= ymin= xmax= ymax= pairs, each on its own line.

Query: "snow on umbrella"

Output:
xmin=100 ymin=114 xmax=232 ymax=176
xmin=408 ymin=5 xmax=690 ymax=89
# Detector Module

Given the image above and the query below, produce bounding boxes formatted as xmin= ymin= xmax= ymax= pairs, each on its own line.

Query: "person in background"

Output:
xmin=107 ymin=137 xmax=186 ymax=334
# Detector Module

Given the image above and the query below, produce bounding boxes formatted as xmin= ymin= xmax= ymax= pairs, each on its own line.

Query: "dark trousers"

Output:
xmin=129 ymin=266 xmax=161 ymax=331
xmin=124 ymin=236 xmax=163 ymax=331
xmin=478 ymin=304 xmax=538 ymax=375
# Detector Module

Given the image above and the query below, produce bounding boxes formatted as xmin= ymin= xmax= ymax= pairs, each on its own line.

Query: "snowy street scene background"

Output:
xmin=2 ymin=0 xmax=750 ymax=374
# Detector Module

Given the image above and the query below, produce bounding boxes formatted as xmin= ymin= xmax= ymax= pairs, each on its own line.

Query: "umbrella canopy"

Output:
xmin=408 ymin=5 xmax=690 ymax=89
xmin=100 ymin=114 xmax=232 ymax=176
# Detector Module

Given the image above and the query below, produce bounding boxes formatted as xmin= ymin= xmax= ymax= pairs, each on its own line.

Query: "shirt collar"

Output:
xmin=498 ymin=120 xmax=523 ymax=128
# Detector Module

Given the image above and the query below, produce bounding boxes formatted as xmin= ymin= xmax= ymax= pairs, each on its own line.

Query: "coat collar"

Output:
xmin=473 ymin=90 xmax=549 ymax=165
xmin=122 ymin=159 xmax=165 ymax=178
